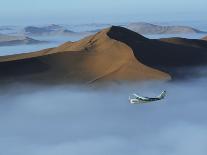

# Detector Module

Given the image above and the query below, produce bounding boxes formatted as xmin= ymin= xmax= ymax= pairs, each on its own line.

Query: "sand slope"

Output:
xmin=0 ymin=27 xmax=170 ymax=84
xmin=107 ymin=27 xmax=207 ymax=76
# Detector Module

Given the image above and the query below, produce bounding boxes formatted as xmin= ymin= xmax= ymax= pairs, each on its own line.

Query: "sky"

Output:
xmin=0 ymin=0 xmax=207 ymax=25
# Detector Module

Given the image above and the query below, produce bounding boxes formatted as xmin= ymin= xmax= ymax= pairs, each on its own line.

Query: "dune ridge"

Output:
xmin=107 ymin=27 xmax=207 ymax=75
xmin=1 ymin=26 xmax=207 ymax=85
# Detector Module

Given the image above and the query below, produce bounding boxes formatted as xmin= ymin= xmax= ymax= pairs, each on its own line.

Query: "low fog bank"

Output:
xmin=0 ymin=35 xmax=86 ymax=56
xmin=0 ymin=75 xmax=207 ymax=154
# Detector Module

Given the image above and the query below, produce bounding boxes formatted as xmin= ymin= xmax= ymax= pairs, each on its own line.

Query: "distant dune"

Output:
xmin=24 ymin=24 xmax=80 ymax=36
xmin=202 ymin=36 xmax=207 ymax=41
xmin=126 ymin=22 xmax=206 ymax=34
xmin=1 ymin=26 xmax=207 ymax=85
xmin=0 ymin=27 xmax=12 ymax=31
xmin=0 ymin=34 xmax=45 ymax=46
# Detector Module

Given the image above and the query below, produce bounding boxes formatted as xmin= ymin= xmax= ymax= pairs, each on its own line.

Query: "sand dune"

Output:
xmin=0 ymin=27 xmax=171 ymax=84
xmin=1 ymin=26 xmax=207 ymax=84
xmin=108 ymin=27 xmax=207 ymax=69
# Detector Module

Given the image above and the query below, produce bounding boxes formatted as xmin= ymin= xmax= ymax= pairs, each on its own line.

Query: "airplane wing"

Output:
xmin=132 ymin=94 xmax=139 ymax=98
xmin=132 ymin=94 xmax=149 ymax=100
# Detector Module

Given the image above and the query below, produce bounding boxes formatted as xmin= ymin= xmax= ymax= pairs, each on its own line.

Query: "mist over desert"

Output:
xmin=0 ymin=72 xmax=207 ymax=155
xmin=0 ymin=23 xmax=207 ymax=154
xmin=1 ymin=0 xmax=207 ymax=154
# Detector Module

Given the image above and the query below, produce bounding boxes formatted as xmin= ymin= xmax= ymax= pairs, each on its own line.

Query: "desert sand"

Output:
xmin=108 ymin=27 xmax=207 ymax=75
xmin=1 ymin=26 xmax=207 ymax=85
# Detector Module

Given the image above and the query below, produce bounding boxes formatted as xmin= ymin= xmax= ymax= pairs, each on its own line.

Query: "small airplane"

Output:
xmin=129 ymin=91 xmax=167 ymax=104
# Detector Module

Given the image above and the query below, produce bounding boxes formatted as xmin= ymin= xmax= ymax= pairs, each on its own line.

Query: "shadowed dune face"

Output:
xmin=159 ymin=37 xmax=207 ymax=49
xmin=108 ymin=26 xmax=207 ymax=77
xmin=1 ymin=26 xmax=207 ymax=84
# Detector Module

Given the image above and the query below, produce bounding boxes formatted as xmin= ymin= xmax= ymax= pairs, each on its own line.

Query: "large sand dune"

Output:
xmin=108 ymin=27 xmax=207 ymax=75
xmin=0 ymin=27 xmax=170 ymax=84
xmin=1 ymin=26 xmax=207 ymax=84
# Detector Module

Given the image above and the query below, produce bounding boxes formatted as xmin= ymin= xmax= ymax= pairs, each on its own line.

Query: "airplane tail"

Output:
xmin=157 ymin=91 xmax=167 ymax=99
xmin=128 ymin=96 xmax=133 ymax=104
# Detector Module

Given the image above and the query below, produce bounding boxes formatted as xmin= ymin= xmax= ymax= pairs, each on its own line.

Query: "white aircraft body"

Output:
xmin=129 ymin=91 xmax=166 ymax=104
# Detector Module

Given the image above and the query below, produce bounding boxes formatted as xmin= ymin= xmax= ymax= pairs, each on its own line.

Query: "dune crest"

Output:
xmin=107 ymin=27 xmax=207 ymax=76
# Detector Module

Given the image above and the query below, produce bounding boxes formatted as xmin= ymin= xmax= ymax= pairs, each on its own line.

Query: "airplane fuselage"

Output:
xmin=129 ymin=97 xmax=162 ymax=104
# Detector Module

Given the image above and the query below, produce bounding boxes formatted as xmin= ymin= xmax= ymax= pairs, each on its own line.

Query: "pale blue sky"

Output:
xmin=0 ymin=0 xmax=206 ymax=25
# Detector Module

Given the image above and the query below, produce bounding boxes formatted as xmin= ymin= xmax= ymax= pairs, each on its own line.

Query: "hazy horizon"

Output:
xmin=1 ymin=0 xmax=207 ymax=25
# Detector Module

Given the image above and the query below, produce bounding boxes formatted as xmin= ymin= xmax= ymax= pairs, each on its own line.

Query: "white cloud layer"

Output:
xmin=0 ymin=75 xmax=207 ymax=155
